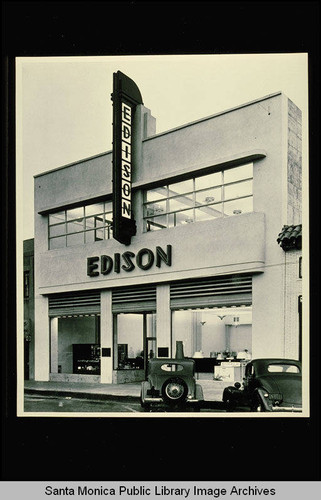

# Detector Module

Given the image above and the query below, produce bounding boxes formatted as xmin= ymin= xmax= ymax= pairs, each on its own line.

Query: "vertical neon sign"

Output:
xmin=120 ymin=101 xmax=132 ymax=219
xmin=112 ymin=71 xmax=143 ymax=245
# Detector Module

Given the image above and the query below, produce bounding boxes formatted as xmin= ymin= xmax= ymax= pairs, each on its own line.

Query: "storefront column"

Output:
xmin=156 ymin=284 xmax=171 ymax=357
xmin=252 ymin=267 xmax=285 ymax=358
xmin=50 ymin=317 xmax=58 ymax=373
xmin=100 ymin=290 xmax=113 ymax=383
xmin=34 ymin=294 xmax=50 ymax=381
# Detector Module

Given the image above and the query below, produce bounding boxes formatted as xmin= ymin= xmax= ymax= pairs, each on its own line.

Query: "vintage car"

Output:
xmin=222 ymin=358 xmax=302 ymax=412
xmin=140 ymin=358 xmax=204 ymax=411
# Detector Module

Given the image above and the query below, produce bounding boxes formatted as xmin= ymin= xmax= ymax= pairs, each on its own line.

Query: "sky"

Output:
xmin=16 ymin=53 xmax=308 ymax=241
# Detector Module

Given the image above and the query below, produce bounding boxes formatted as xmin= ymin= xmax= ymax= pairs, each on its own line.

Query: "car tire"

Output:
xmin=161 ymin=377 xmax=188 ymax=406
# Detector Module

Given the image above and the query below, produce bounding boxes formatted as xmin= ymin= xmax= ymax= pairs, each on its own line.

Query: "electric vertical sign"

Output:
xmin=121 ymin=101 xmax=132 ymax=220
xmin=112 ymin=71 xmax=143 ymax=245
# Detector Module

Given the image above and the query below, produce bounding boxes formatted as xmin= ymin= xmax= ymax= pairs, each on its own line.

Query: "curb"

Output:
xmin=24 ymin=388 xmax=140 ymax=402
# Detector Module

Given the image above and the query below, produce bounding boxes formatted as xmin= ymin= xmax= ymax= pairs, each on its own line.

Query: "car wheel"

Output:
xmin=161 ymin=377 xmax=188 ymax=406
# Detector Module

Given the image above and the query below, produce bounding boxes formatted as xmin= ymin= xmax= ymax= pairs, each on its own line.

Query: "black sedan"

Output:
xmin=140 ymin=358 xmax=204 ymax=411
xmin=222 ymin=358 xmax=302 ymax=412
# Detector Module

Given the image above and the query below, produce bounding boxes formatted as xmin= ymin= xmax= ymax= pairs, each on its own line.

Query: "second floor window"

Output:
xmin=49 ymin=201 xmax=113 ymax=249
xmin=143 ymin=163 xmax=253 ymax=231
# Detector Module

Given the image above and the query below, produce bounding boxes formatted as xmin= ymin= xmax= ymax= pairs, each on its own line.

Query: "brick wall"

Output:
xmin=287 ymin=99 xmax=302 ymax=225
xmin=283 ymin=249 xmax=302 ymax=359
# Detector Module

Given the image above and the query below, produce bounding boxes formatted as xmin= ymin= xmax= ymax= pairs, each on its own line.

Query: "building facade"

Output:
xmin=33 ymin=90 xmax=302 ymax=384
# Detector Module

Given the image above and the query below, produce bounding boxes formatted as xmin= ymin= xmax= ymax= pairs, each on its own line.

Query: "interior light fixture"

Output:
xmin=154 ymin=204 xmax=164 ymax=213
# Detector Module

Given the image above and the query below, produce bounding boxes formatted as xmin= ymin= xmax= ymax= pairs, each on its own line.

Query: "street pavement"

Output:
xmin=24 ymin=393 xmax=143 ymax=413
xmin=24 ymin=379 xmax=232 ymax=402
xmin=23 ymin=379 xmax=234 ymax=413
xmin=24 ymin=393 xmax=230 ymax=413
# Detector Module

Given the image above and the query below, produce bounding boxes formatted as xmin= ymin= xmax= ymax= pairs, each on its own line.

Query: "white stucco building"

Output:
xmin=32 ymin=88 xmax=302 ymax=384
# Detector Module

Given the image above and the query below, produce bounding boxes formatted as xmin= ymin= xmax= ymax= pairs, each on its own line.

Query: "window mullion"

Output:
xmin=64 ymin=210 xmax=67 ymax=247
xmin=166 ymin=185 xmax=169 ymax=228
xmin=193 ymin=178 xmax=196 ymax=221
xmin=221 ymin=171 xmax=225 ymax=215
xmin=83 ymin=206 xmax=85 ymax=243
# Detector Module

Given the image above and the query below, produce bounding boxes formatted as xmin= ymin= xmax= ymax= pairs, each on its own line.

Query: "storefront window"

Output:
xmin=48 ymin=201 xmax=113 ymax=249
xmin=172 ymin=307 xmax=252 ymax=359
xmin=115 ymin=313 xmax=156 ymax=370
xmin=143 ymin=163 xmax=253 ymax=231
xmin=50 ymin=315 xmax=100 ymax=375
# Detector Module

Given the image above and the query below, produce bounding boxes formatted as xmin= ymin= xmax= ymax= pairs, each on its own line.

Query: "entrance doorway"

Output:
xmin=114 ymin=312 xmax=156 ymax=382
xmin=144 ymin=334 xmax=157 ymax=378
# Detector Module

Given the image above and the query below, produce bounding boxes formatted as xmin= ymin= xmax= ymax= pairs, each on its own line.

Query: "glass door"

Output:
xmin=143 ymin=313 xmax=156 ymax=377
xmin=144 ymin=336 xmax=157 ymax=378
xmin=114 ymin=312 xmax=156 ymax=376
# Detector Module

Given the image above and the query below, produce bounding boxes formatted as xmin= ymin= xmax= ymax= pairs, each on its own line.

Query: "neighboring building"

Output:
xmin=277 ymin=224 xmax=303 ymax=360
xmin=32 ymin=89 xmax=302 ymax=384
xmin=23 ymin=238 xmax=35 ymax=380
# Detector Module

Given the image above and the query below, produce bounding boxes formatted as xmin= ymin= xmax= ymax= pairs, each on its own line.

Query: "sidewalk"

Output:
xmin=24 ymin=379 xmax=230 ymax=402
xmin=24 ymin=380 xmax=141 ymax=401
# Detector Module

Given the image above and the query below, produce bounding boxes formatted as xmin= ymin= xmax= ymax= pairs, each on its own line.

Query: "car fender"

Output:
xmin=253 ymin=388 xmax=272 ymax=412
xmin=140 ymin=380 xmax=151 ymax=402
xmin=222 ymin=385 xmax=242 ymax=402
xmin=195 ymin=383 xmax=204 ymax=401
